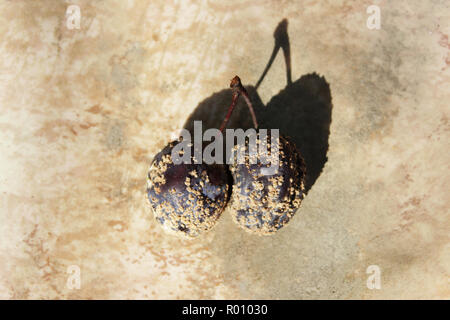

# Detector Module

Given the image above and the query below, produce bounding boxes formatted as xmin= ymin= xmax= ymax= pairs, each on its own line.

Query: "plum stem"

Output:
xmin=219 ymin=76 xmax=259 ymax=132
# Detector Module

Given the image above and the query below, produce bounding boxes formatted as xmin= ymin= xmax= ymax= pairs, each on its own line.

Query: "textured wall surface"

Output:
xmin=0 ymin=0 xmax=448 ymax=299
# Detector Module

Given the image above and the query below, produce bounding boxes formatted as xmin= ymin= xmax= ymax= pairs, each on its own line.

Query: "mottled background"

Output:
xmin=0 ymin=0 xmax=449 ymax=299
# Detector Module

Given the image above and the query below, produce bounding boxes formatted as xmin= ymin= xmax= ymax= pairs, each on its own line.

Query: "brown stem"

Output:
xmin=240 ymin=86 xmax=259 ymax=130
xmin=219 ymin=76 xmax=259 ymax=132
xmin=219 ymin=90 xmax=239 ymax=133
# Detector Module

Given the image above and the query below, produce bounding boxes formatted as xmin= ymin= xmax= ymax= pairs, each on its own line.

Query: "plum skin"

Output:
xmin=229 ymin=134 xmax=306 ymax=235
xmin=147 ymin=139 xmax=230 ymax=238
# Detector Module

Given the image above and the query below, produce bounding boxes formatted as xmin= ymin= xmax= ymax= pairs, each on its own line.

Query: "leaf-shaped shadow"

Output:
xmin=259 ymin=73 xmax=332 ymax=192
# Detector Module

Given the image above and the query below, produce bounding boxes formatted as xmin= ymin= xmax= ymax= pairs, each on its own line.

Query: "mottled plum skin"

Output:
xmin=147 ymin=140 xmax=230 ymax=238
xmin=229 ymin=135 xmax=306 ymax=235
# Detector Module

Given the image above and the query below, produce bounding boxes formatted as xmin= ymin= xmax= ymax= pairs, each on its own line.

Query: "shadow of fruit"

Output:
xmin=183 ymin=19 xmax=332 ymax=193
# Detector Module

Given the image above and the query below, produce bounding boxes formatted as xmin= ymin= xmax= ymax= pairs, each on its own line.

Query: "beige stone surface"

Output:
xmin=0 ymin=0 xmax=448 ymax=299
